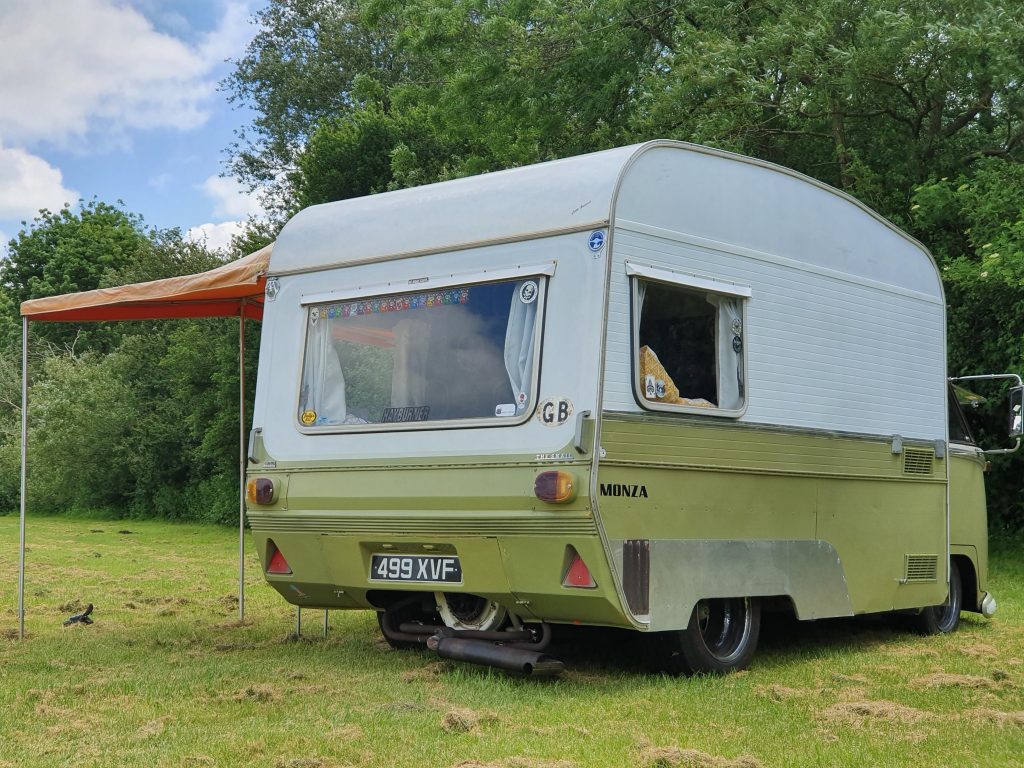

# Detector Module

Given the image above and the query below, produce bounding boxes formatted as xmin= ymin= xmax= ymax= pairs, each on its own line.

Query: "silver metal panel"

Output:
xmin=622 ymin=538 xmax=854 ymax=631
xmin=604 ymin=226 xmax=947 ymax=440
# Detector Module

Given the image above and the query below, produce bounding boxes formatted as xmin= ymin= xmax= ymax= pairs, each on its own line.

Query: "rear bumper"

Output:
xmin=248 ymin=522 xmax=632 ymax=628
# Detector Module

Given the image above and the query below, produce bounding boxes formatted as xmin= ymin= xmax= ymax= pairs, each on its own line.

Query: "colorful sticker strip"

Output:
xmin=323 ymin=288 xmax=470 ymax=319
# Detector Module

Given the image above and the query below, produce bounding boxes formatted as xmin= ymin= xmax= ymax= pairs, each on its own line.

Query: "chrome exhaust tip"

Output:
xmin=981 ymin=592 xmax=998 ymax=618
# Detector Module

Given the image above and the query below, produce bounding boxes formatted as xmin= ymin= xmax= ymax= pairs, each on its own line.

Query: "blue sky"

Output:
xmin=0 ymin=0 xmax=269 ymax=256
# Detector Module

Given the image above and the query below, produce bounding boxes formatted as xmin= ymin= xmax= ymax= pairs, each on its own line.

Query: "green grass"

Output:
xmin=2 ymin=516 xmax=1022 ymax=768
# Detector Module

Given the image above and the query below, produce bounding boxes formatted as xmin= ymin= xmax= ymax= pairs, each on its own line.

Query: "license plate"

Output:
xmin=369 ymin=554 xmax=462 ymax=584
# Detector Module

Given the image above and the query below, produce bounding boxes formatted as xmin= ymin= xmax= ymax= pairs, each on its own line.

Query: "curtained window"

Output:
xmin=633 ymin=277 xmax=746 ymax=415
xmin=298 ymin=277 xmax=545 ymax=429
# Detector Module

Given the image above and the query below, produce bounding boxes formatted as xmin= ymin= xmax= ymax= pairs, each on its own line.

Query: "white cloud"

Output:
xmin=187 ymin=221 xmax=245 ymax=253
xmin=201 ymin=174 xmax=266 ymax=219
xmin=0 ymin=141 xmax=77 ymax=219
xmin=0 ymin=0 xmax=257 ymax=149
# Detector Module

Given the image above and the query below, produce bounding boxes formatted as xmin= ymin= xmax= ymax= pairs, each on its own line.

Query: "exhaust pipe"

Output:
xmin=428 ymin=635 xmax=564 ymax=676
xmin=981 ymin=592 xmax=998 ymax=618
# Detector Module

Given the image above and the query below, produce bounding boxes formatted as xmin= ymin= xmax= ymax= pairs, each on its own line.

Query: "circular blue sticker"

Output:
xmin=588 ymin=230 xmax=605 ymax=252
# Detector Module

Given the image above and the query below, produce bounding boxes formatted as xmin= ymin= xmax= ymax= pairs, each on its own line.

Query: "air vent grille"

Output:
xmin=903 ymin=448 xmax=934 ymax=475
xmin=904 ymin=554 xmax=938 ymax=583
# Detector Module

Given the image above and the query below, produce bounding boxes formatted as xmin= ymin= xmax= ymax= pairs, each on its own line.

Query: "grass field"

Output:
xmin=1 ymin=516 xmax=1022 ymax=768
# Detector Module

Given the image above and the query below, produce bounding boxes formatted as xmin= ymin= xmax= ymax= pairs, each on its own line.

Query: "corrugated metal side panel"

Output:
xmin=603 ymin=228 xmax=946 ymax=440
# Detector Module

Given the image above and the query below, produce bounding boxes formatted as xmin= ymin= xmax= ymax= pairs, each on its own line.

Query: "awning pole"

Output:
xmin=239 ymin=308 xmax=246 ymax=622
xmin=18 ymin=317 xmax=28 ymax=639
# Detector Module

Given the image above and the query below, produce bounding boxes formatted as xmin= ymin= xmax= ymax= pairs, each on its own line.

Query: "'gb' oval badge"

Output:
xmin=536 ymin=397 xmax=574 ymax=426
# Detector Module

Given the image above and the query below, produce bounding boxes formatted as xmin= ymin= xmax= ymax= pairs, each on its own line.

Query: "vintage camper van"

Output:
xmin=245 ymin=140 xmax=1012 ymax=674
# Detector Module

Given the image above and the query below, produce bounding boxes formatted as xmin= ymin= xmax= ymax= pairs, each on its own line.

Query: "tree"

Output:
xmin=224 ymin=0 xmax=411 ymax=214
xmin=911 ymin=161 xmax=1024 ymax=533
xmin=630 ymin=1 xmax=1024 ymax=223
xmin=0 ymin=200 xmax=150 ymax=352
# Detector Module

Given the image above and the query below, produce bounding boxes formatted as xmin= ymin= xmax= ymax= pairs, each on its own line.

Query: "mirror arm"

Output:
xmin=982 ymin=437 xmax=1021 ymax=456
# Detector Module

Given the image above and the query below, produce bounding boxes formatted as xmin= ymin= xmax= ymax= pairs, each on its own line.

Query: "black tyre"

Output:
xmin=669 ymin=596 xmax=761 ymax=675
xmin=913 ymin=559 xmax=962 ymax=635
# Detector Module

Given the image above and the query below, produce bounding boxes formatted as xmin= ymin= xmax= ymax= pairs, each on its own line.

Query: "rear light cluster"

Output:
xmin=266 ymin=540 xmax=292 ymax=574
xmin=562 ymin=546 xmax=596 ymax=589
xmin=246 ymin=477 xmax=276 ymax=505
xmin=534 ymin=470 xmax=577 ymax=503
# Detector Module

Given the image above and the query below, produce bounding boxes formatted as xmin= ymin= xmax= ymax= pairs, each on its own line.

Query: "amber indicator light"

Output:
xmin=534 ymin=470 xmax=577 ymax=503
xmin=246 ymin=477 xmax=275 ymax=505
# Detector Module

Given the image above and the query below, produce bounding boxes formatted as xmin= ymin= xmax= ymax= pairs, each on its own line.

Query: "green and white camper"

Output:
xmin=246 ymin=140 xmax=1012 ymax=674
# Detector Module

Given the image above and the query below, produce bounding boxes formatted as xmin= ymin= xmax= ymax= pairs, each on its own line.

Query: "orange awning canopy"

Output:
xmin=19 ymin=243 xmax=272 ymax=323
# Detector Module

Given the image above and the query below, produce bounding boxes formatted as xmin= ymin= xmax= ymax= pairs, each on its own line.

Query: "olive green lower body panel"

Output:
xmin=247 ymin=515 xmax=632 ymax=628
xmin=598 ymin=414 xmax=952 ymax=625
xmin=246 ymin=462 xmax=633 ymax=628
xmin=949 ymin=448 xmax=989 ymax=610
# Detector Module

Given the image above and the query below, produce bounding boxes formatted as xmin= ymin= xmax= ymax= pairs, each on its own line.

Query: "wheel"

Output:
xmin=669 ymin=597 xmax=760 ymax=675
xmin=913 ymin=559 xmax=962 ymax=635
xmin=435 ymin=592 xmax=508 ymax=632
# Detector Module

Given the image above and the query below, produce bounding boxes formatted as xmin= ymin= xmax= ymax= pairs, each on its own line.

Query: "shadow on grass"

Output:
xmin=473 ymin=611 xmax=957 ymax=679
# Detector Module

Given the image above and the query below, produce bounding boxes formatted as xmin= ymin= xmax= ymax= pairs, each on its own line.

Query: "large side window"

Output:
xmin=297 ymin=275 xmax=545 ymax=430
xmin=631 ymin=269 xmax=747 ymax=416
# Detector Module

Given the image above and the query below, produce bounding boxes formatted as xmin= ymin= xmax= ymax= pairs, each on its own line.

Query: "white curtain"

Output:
xmin=504 ymin=282 xmax=538 ymax=411
xmin=708 ymin=295 xmax=743 ymax=410
xmin=302 ymin=313 xmax=347 ymax=423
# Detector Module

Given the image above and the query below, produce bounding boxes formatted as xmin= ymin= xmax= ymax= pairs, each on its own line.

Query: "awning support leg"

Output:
xmin=239 ymin=309 xmax=246 ymax=622
xmin=18 ymin=317 xmax=28 ymax=640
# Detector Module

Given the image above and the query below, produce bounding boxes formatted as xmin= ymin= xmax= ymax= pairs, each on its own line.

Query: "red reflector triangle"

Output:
xmin=268 ymin=547 xmax=292 ymax=574
xmin=564 ymin=554 xmax=595 ymax=588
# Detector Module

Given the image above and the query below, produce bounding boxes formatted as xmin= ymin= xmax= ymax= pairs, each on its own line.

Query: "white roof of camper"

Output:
xmin=270 ymin=140 xmax=941 ymax=299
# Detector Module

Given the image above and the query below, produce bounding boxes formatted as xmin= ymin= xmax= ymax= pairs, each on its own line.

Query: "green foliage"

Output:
xmin=1 ymin=201 xmax=150 ymax=352
xmin=223 ymin=0 xmax=1024 ymax=533
xmin=0 ymin=202 xmax=257 ymax=525
xmin=912 ymin=161 xmax=1024 ymax=533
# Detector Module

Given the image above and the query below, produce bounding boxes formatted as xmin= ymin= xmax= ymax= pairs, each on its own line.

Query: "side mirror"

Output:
xmin=1010 ymin=385 xmax=1023 ymax=438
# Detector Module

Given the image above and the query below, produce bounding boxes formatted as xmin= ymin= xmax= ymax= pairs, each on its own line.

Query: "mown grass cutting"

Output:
xmin=2 ymin=517 xmax=1023 ymax=767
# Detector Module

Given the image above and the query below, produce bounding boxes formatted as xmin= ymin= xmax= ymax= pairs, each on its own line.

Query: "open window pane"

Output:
xmin=634 ymin=278 xmax=745 ymax=414
xmin=299 ymin=278 xmax=544 ymax=429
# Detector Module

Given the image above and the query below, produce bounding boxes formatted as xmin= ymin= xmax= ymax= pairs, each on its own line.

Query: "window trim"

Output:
xmin=294 ymin=273 xmax=549 ymax=435
xmin=300 ymin=261 xmax=557 ymax=307
xmin=628 ymin=265 xmax=750 ymax=419
xmin=625 ymin=261 xmax=752 ymax=298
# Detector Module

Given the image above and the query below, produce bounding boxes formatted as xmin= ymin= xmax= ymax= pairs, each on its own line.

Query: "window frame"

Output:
xmin=294 ymin=270 xmax=550 ymax=435
xmin=627 ymin=262 xmax=750 ymax=419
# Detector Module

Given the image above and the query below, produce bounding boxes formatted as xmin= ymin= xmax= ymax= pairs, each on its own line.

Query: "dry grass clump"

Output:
xmin=820 ymin=700 xmax=931 ymax=727
xmin=911 ymin=673 xmax=995 ymax=689
xmin=452 ymin=760 xmax=576 ymax=768
xmin=226 ymin=684 xmax=279 ymax=703
xmin=136 ymin=717 xmax=171 ymax=738
xmin=755 ymin=684 xmax=807 ymax=701
xmin=637 ymin=746 xmax=763 ymax=768
xmin=960 ymin=709 xmax=1024 ymax=728
xmin=959 ymin=643 xmax=999 ymax=658
xmin=441 ymin=707 xmax=497 ymax=734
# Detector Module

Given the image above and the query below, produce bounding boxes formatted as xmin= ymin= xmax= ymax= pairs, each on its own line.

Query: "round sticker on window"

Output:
xmin=300 ymin=410 xmax=317 ymax=426
xmin=519 ymin=281 xmax=538 ymax=304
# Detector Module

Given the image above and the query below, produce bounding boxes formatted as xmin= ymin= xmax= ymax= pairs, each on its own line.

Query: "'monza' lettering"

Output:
xmin=599 ymin=483 xmax=649 ymax=498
